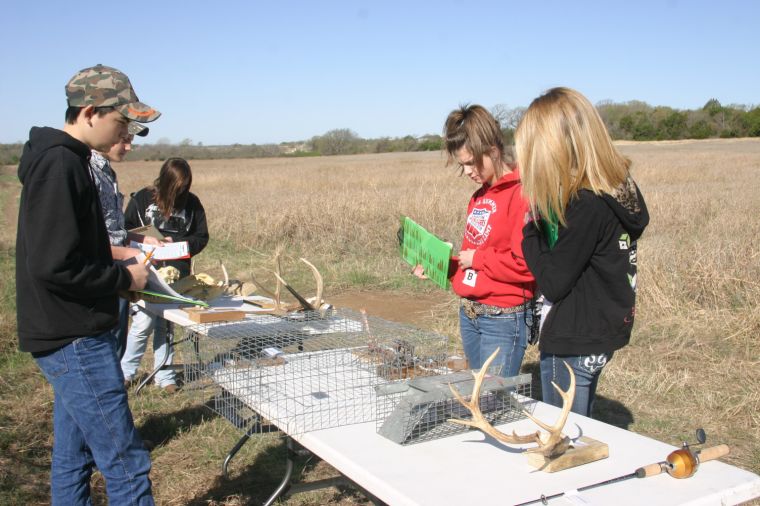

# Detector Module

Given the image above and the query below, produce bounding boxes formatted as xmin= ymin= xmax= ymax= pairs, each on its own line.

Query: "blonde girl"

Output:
xmin=516 ymin=87 xmax=649 ymax=416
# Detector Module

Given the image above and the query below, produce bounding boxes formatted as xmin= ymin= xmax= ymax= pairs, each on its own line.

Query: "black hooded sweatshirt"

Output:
xmin=16 ymin=127 xmax=132 ymax=353
xmin=522 ymin=178 xmax=649 ymax=355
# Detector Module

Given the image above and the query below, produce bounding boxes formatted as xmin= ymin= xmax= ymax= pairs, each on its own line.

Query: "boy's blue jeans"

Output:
xmin=540 ymin=351 xmax=614 ymax=418
xmin=106 ymin=297 xmax=130 ymax=360
xmin=33 ymin=332 xmax=154 ymax=506
xmin=459 ymin=306 xmax=529 ymax=377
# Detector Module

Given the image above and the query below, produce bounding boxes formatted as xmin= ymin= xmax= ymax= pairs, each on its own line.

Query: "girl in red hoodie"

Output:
xmin=443 ymin=105 xmax=536 ymax=377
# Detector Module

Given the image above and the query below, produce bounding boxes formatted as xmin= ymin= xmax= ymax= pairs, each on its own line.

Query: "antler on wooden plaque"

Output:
xmin=448 ymin=348 xmax=575 ymax=458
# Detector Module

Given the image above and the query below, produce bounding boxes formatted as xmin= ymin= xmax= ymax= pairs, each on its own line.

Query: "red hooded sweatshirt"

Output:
xmin=451 ymin=167 xmax=535 ymax=308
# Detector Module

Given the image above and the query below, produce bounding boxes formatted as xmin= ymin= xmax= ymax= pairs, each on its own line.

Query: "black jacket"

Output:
xmin=522 ymin=179 xmax=649 ymax=355
xmin=125 ymin=187 xmax=209 ymax=278
xmin=16 ymin=127 xmax=132 ymax=353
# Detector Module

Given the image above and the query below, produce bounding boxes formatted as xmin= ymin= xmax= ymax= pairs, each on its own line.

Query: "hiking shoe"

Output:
xmin=162 ymin=384 xmax=178 ymax=394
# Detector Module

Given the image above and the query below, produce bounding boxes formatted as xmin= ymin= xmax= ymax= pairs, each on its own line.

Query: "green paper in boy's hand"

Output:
xmin=399 ymin=216 xmax=453 ymax=290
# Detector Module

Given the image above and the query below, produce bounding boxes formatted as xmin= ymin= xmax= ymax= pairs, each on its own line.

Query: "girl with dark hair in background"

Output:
xmin=121 ymin=157 xmax=209 ymax=393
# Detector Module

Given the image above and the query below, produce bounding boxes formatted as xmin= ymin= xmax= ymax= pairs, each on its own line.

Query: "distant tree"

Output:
xmin=657 ymin=110 xmax=688 ymax=140
xmin=688 ymin=119 xmax=714 ymax=139
xmin=417 ymin=135 xmax=443 ymax=151
xmin=745 ymin=107 xmax=760 ymax=136
xmin=703 ymin=98 xmax=723 ymax=116
xmin=180 ymin=138 xmax=193 ymax=146
xmin=629 ymin=112 xmax=656 ymax=140
xmin=310 ymin=128 xmax=361 ymax=155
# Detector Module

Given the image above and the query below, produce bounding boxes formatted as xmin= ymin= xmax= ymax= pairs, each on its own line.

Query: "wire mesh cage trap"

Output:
xmin=179 ymin=307 xmax=457 ymax=437
xmin=375 ymin=370 xmax=533 ymax=445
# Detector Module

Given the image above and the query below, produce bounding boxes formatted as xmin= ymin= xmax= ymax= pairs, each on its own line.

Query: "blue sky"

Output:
xmin=2 ymin=0 xmax=758 ymax=145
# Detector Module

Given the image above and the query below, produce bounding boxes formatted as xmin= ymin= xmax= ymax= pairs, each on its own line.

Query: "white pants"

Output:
xmin=120 ymin=306 xmax=176 ymax=387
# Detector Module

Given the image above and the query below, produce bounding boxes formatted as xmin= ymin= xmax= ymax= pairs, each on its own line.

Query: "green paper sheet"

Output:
xmin=399 ymin=216 xmax=453 ymax=290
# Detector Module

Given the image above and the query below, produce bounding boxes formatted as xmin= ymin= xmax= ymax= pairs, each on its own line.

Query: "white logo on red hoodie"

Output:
xmin=465 ymin=198 xmax=497 ymax=246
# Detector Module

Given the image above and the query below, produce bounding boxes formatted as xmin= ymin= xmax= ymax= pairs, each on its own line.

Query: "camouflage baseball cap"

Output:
xmin=66 ymin=64 xmax=160 ymax=123
xmin=128 ymin=122 xmax=149 ymax=137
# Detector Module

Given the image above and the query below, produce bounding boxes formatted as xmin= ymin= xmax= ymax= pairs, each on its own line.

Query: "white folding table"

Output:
xmin=143 ymin=299 xmax=760 ymax=506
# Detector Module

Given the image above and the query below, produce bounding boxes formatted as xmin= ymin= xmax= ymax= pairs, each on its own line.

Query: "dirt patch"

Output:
xmin=328 ymin=290 xmax=450 ymax=327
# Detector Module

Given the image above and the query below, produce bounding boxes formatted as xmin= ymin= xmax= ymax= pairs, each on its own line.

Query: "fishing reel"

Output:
xmin=518 ymin=428 xmax=731 ymax=506
xmin=637 ymin=428 xmax=729 ymax=479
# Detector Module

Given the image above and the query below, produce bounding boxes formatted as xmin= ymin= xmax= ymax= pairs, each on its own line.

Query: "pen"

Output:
xmin=143 ymin=248 xmax=156 ymax=265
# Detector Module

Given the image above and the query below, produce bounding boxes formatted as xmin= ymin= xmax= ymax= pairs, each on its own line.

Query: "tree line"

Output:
xmin=1 ymin=99 xmax=758 ymax=165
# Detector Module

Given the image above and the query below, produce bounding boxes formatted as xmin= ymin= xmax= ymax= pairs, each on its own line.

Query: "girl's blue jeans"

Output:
xmin=459 ymin=305 xmax=530 ymax=377
xmin=121 ymin=306 xmax=176 ymax=387
xmin=33 ymin=332 xmax=154 ymax=505
xmin=540 ymin=351 xmax=614 ymax=418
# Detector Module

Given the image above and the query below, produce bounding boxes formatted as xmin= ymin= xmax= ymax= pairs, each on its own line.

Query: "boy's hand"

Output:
xmin=126 ymin=262 xmax=150 ymax=290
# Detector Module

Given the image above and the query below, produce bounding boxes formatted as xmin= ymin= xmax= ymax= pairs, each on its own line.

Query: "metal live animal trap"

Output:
xmin=179 ymin=306 xmax=532 ymax=444
xmin=375 ymin=370 xmax=533 ymax=445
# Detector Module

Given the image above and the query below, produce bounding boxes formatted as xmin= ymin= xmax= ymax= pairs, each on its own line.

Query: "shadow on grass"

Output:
xmin=522 ymin=361 xmax=634 ymax=430
xmin=136 ymin=399 xmax=220 ymax=447
xmin=188 ymin=438 xmax=373 ymax=505
xmin=592 ymin=396 xmax=634 ymax=430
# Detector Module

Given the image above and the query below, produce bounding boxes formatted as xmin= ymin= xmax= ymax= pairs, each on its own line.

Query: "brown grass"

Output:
xmin=1 ymin=138 xmax=759 ymax=504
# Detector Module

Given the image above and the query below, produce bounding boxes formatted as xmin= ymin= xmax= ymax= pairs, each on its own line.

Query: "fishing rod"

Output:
xmin=515 ymin=429 xmax=730 ymax=506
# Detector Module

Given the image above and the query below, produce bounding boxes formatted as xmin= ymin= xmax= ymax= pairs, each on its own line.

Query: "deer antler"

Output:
xmin=274 ymin=250 xmax=283 ymax=308
xmin=299 ymin=258 xmax=323 ymax=309
xmin=250 ymin=251 xmax=285 ymax=310
xmin=449 ymin=348 xmax=574 ymax=458
xmin=220 ymin=260 xmax=229 ymax=287
xmin=523 ymin=361 xmax=574 ymax=456
xmin=249 ymin=272 xmax=278 ymax=300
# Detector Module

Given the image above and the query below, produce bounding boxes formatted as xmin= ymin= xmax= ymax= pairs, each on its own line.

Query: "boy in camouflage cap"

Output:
xmin=66 ymin=63 xmax=160 ymax=122
xmin=16 ymin=64 xmax=159 ymax=505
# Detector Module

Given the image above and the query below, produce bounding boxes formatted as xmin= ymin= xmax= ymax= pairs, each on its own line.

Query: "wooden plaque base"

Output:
xmin=526 ymin=436 xmax=609 ymax=472
xmin=181 ymin=307 xmax=246 ymax=323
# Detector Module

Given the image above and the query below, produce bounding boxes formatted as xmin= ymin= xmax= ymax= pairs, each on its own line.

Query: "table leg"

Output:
xmin=222 ymin=431 xmax=253 ymax=480
xmin=261 ymin=436 xmax=296 ymax=506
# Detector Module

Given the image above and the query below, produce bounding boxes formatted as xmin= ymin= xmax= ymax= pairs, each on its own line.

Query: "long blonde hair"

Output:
xmin=515 ymin=87 xmax=630 ymax=225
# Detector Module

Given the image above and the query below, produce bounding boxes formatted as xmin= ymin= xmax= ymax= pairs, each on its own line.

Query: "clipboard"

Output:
xmin=129 ymin=223 xmax=165 ymax=241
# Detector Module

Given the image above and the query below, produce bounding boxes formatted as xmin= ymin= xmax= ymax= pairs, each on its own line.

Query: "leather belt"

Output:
xmin=461 ymin=298 xmax=528 ymax=319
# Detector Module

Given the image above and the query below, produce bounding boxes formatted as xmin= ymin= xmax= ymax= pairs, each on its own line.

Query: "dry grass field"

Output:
xmin=1 ymin=138 xmax=758 ymax=505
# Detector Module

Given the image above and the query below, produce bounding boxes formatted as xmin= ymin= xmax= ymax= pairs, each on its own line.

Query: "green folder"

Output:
xmin=399 ymin=216 xmax=453 ymax=290
xmin=138 ymin=289 xmax=210 ymax=307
